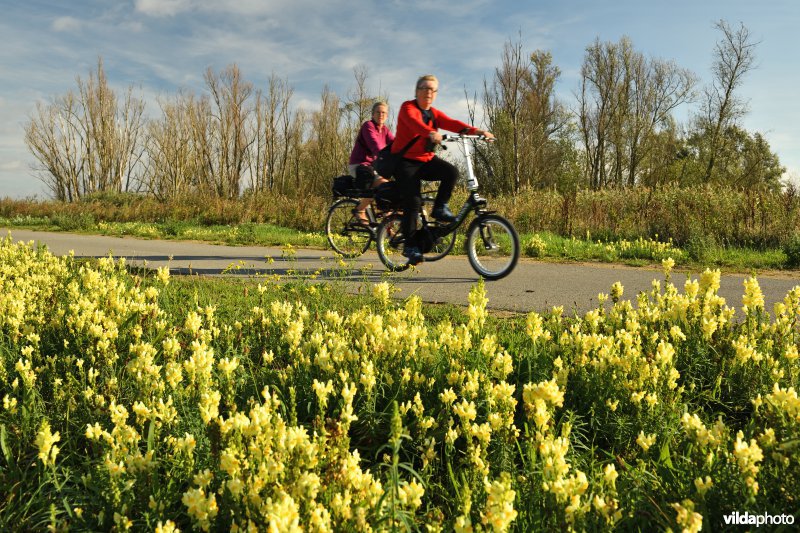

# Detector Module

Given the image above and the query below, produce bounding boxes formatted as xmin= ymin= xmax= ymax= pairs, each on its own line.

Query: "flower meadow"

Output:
xmin=0 ymin=237 xmax=799 ymax=531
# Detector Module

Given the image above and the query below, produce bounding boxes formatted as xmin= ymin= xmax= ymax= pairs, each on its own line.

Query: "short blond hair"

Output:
xmin=371 ymin=101 xmax=388 ymax=113
xmin=415 ymin=74 xmax=438 ymax=92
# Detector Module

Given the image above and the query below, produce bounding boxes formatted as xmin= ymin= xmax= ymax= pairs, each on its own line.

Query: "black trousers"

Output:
xmin=395 ymin=155 xmax=458 ymax=245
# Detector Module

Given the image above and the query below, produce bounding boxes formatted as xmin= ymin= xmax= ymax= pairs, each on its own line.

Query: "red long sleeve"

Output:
xmin=392 ymin=100 xmax=476 ymax=162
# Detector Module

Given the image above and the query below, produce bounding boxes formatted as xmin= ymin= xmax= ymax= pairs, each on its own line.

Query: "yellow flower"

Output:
xmin=669 ymin=325 xmax=686 ymax=342
xmin=603 ymin=463 xmax=618 ymax=490
xmin=35 ymin=421 xmax=60 ymax=466
xmin=742 ymin=276 xmax=765 ymax=311
xmin=662 ymin=257 xmax=675 ymax=276
xmin=694 ymin=476 xmax=713 ymax=496
xmin=217 ymin=356 xmax=239 ymax=376
xmin=636 ymin=431 xmax=656 ymax=452
xmin=2 ymin=395 xmax=18 ymax=414
xmin=481 ymin=473 xmax=517 ymax=531
xmin=155 ymin=520 xmax=179 ymax=533
xmin=453 ymin=399 xmax=477 ymax=423
xmin=699 ymin=268 xmax=721 ymax=295
xmin=182 ymin=487 xmax=218 ymax=531
xmin=440 ymin=388 xmax=457 ymax=405
xmin=671 ymin=499 xmax=703 ymax=533
xmin=184 ymin=311 xmax=203 ymax=334
xmin=312 ymin=379 xmax=334 ymax=410
xmin=732 ymin=431 xmax=763 ymax=495
xmin=467 ymin=280 xmax=488 ymax=332
xmin=372 ymin=282 xmax=391 ymax=305
xmin=526 ymin=312 xmax=550 ymax=343
xmin=610 ymin=281 xmax=624 ymax=303
xmin=398 ymin=479 xmax=425 ymax=510
xmin=522 ymin=379 xmax=564 ymax=409
xmin=199 ymin=390 xmax=221 ymax=425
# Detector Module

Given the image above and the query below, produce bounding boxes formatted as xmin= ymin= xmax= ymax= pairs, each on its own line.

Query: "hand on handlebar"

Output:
xmin=441 ymin=132 xmax=496 ymax=142
xmin=429 ymin=130 xmax=443 ymax=145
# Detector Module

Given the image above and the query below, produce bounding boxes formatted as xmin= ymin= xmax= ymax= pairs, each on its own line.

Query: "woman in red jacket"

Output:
xmin=393 ymin=74 xmax=493 ymax=264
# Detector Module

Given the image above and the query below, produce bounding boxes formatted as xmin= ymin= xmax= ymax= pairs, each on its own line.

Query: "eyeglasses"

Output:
xmin=417 ymin=86 xmax=438 ymax=93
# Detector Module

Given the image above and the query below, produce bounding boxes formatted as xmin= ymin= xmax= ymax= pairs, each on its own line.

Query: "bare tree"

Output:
xmin=525 ymin=50 xmax=570 ymax=188
xmin=251 ymin=74 xmax=295 ymax=192
xmin=78 ymin=59 xmax=145 ymax=193
xmin=202 ymin=64 xmax=254 ymax=198
xmin=343 ymin=65 xmax=374 ymax=132
xmin=578 ymin=38 xmax=625 ymax=189
xmin=484 ymin=37 xmax=532 ymax=192
xmin=578 ymin=37 xmax=695 ymax=188
xmin=626 ymin=57 xmax=696 ymax=186
xmin=700 ymin=20 xmax=758 ymax=183
xmin=304 ymin=86 xmax=348 ymax=195
xmin=144 ymin=91 xmax=201 ymax=200
xmin=24 ymin=58 xmax=146 ymax=200
xmin=25 ymin=93 xmax=82 ymax=201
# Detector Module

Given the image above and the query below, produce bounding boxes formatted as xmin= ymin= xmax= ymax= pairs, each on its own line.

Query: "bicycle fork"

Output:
xmin=478 ymin=220 xmax=500 ymax=251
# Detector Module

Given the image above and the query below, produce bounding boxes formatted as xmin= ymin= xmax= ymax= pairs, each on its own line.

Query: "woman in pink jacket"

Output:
xmin=348 ymin=101 xmax=394 ymax=224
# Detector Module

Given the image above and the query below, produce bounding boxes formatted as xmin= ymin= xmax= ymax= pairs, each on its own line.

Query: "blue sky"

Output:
xmin=1 ymin=0 xmax=798 ymax=198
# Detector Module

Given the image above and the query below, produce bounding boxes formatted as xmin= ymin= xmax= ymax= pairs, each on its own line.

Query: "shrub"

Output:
xmin=523 ymin=234 xmax=547 ymax=257
xmin=50 ymin=212 xmax=96 ymax=231
xmin=783 ymin=232 xmax=800 ymax=268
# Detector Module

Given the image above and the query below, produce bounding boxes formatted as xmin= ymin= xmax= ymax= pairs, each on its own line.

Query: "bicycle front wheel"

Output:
xmin=465 ymin=214 xmax=519 ymax=280
xmin=326 ymin=198 xmax=372 ymax=258
xmin=376 ymin=214 xmax=410 ymax=272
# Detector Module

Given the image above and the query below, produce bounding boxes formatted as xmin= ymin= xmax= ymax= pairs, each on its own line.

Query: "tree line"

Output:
xmin=24 ymin=20 xmax=784 ymax=202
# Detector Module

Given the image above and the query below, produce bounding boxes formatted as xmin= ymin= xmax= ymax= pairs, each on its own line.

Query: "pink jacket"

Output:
xmin=349 ymin=119 xmax=395 ymax=166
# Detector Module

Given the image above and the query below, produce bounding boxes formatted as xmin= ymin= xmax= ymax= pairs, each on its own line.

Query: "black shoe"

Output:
xmin=402 ymin=246 xmax=424 ymax=265
xmin=431 ymin=204 xmax=456 ymax=223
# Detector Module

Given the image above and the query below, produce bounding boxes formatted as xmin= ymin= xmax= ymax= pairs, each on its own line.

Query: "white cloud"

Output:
xmin=0 ymin=160 xmax=23 ymax=172
xmin=52 ymin=16 xmax=82 ymax=32
xmin=135 ymin=0 xmax=192 ymax=18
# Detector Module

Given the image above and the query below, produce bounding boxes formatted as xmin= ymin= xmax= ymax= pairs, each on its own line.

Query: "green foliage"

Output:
xmin=684 ymin=230 xmax=718 ymax=263
xmin=50 ymin=212 xmax=96 ymax=231
xmin=523 ymin=234 xmax=547 ymax=257
xmin=5 ymin=183 xmax=800 ymax=269
xmin=783 ymin=232 xmax=800 ymax=269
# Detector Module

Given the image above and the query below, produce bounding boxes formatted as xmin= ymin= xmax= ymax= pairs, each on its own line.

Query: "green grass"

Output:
xmin=0 ymin=215 xmax=795 ymax=274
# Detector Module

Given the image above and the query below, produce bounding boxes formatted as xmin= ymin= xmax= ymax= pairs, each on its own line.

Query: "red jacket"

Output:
xmin=392 ymin=100 xmax=477 ymax=162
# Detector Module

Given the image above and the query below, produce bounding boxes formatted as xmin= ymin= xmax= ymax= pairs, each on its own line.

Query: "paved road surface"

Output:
xmin=4 ymin=228 xmax=800 ymax=315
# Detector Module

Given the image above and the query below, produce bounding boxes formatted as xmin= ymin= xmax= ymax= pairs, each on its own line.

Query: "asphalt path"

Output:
xmin=4 ymin=228 xmax=800 ymax=315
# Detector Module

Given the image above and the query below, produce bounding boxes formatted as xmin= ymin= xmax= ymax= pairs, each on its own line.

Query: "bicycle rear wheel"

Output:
xmin=376 ymin=214 xmax=410 ymax=272
xmin=465 ymin=214 xmax=519 ymax=280
xmin=424 ymin=223 xmax=456 ymax=262
xmin=326 ymin=198 xmax=372 ymax=258
xmin=419 ymin=198 xmax=455 ymax=262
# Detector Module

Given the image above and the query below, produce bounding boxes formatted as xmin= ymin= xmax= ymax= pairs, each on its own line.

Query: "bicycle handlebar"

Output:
xmin=441 ymin=133 xmax=494 ymax=142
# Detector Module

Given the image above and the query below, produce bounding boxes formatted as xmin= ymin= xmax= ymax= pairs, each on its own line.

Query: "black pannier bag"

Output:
xmin=372 ymin=135 xmax=420 ymax=180
xmin=332 ymin=174 xmax=354 ymax=197
xmin=373 ymin=181 xmax=403 ymax=211
xmin=354 ymin=165 xmax=376 ymax=190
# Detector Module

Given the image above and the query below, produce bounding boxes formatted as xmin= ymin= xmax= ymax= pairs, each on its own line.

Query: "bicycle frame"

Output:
xmin=423 ymin=134 xmax=492 ymax=233
xmin=376 ymin=133 xmax=518 ymax=278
